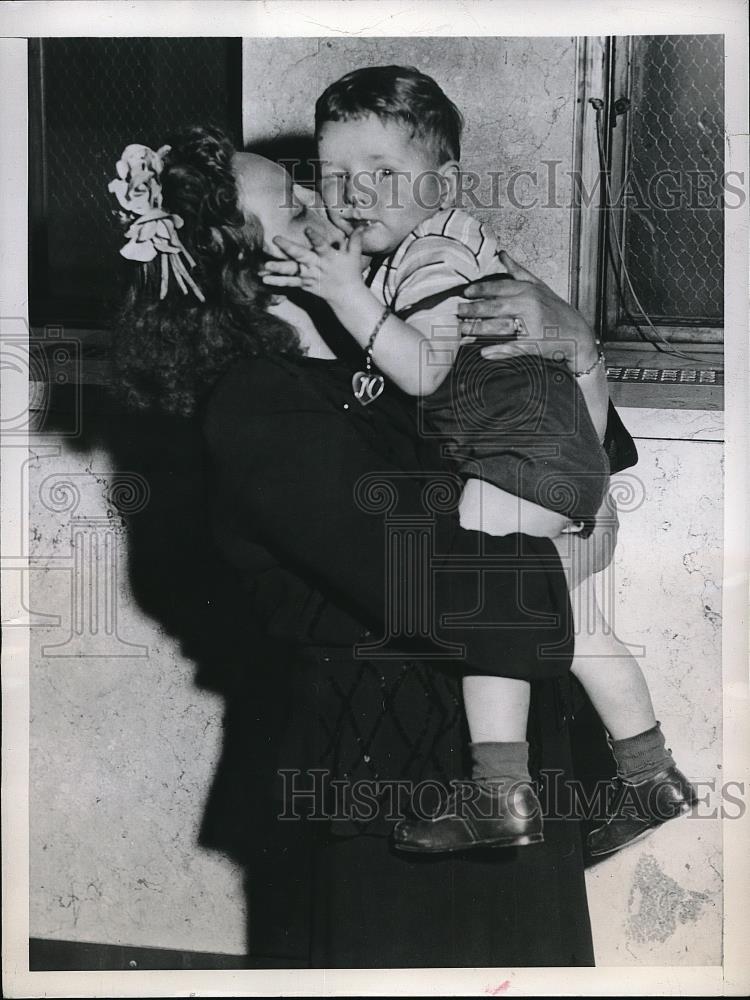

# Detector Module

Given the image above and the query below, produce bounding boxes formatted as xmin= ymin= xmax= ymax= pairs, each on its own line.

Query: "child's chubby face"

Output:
xmin=232 ymin=152 xmax=341 ymax=258
xmin=317 ymin=115 xmax=456 ymax=256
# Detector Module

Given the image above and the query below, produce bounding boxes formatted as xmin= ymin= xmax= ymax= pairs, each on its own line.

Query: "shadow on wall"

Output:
xmin=38 ymin=378 xmax=303 ymax=880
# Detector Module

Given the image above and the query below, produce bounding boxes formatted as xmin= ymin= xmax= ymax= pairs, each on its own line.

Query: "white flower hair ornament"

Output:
xmin=108 ymin=144 xmax=205 ymax=303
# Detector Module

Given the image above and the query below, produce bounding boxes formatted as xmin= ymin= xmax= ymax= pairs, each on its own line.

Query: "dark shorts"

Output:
xmin=421 ymin=347 xmax=610 ymax=530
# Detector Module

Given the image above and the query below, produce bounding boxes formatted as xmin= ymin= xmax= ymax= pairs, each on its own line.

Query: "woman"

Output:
xmin=110 ymin=125 xmax=633 ymax=968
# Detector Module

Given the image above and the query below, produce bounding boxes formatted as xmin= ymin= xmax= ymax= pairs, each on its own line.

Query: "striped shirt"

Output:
xmin=363 ymin=209 xmax=610 ymax=527
xmin=365 ymin=208 xmax=503 ymax=337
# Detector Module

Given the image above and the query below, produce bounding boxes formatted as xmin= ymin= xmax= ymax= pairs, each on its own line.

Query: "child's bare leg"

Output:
xmin=571 ymin=573 xmax=696 ymax=858
xmin=569 ymin=583 xmax=656 ymax=739
xmin=458 ymin=478 xmax=569 ymax=794
xmin=461 ymin=675 xmax=532 ymax=792
xmin=458 ymin=478 xmax=655 ymax=738
xmin=453 ymin=478 xmax=696 ymax=858
xmin=392 ymin=659 xmax=538 ymax=853
xmin=459 ymin=477 xmax=572 ymax=537
xmin=462 ymin=675 xmax=530 ymax=742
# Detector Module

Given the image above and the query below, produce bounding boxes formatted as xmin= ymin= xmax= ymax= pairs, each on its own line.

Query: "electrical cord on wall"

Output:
xmin=590 ymin=98 xmax=719 ymax=366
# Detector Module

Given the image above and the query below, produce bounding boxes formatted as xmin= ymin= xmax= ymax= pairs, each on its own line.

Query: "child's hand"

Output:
xmin=261 ymin=226 xmax=366 ymax=305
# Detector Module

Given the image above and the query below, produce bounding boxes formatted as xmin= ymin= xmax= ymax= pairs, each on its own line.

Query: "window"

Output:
xmin=29 ymin=38 xmax=242 ymax=328
xmin=614 ymin=35 xmax=724 ymax=332
xmin=574 ymin=35 xmax=725 ymax=346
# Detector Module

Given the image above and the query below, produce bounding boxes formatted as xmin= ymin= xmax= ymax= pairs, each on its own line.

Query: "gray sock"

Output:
xmin=610 ymin=721 xmax=675 ymax=783
xmin=470 ymin=740 xmax=531 ymax=787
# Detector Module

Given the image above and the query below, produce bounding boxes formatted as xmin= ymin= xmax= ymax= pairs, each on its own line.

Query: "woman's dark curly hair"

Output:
xmin=111 ymin=124 xmax=302 ymax=416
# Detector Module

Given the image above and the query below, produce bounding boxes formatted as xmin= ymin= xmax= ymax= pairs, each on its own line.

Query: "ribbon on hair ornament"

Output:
xmin=108 ymin=144 xmax=205 ymax=303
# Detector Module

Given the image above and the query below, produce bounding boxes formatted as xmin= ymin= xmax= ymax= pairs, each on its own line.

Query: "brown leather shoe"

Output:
xmin=392 ymin=780 xmax=544 ymax=854
xmin=588 ymin=765 xmax=697 ymax=858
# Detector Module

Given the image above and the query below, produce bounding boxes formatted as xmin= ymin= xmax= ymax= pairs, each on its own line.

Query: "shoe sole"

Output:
xmin=393 ymin=831 xmax=545 ymax=855
xmin=588 ymin=800 xmax=694 ymax=858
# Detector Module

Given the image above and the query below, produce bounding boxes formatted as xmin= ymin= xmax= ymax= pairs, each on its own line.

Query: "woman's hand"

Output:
xmin=458 ymin=250 xmax=599 ymax=373
xmin=461 ymin=251 xmax=609 ymax=440
xmin=261 ymin=225 xmax=366 ymax=307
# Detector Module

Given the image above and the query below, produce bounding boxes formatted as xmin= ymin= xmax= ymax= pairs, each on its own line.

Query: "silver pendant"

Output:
xmin=352 ymin=370 xmax=384 ymax=406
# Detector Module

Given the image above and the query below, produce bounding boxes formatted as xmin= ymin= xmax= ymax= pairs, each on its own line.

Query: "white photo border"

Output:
xmin=2 ymin=1 xmax=748 ymax=996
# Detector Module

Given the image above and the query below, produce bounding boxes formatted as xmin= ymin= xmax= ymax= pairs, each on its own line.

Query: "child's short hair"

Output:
xmin=315 ymin=65 xmax=463 ymax=163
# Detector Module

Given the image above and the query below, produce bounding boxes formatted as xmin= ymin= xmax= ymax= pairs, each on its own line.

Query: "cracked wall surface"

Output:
xmin=586 ymin=433 xmax=723 ymax=966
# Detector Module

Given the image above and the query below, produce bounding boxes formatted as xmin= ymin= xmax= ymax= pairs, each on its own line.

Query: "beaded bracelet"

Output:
xmin=365 ymin=305 xmax=392 ymax=360
xmin=351 ymin=306 xmax=390 ymax=406
xmin=574 ymin=348 xmax=605 ymax=378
